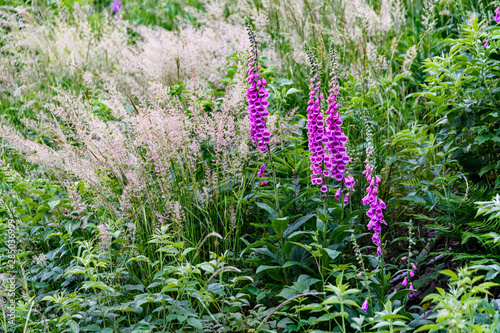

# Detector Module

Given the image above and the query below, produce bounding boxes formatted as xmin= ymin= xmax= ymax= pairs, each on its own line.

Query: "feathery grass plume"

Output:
xmin=98 ymin=223 xmax=112 ymax=253
xmin=421 ymin=0 xmax=437 ymax=29
xmin=1 ymin=67 xmax=253 ymax=251
xmin=193 ymin=232 xmax=223 ymax=260
xmin=362 ymin=124 xmax=386 ymax=256
xmin=206 ymin=266 xmax=242 ymax=284
xmin=0 ymin=5 xmax=133 ymax=104
xmin=305 ymin=42 xmax=326 ymax=189
xmin=245 ymin=17 xmax=271 ymax=153
xmin=326 ymin=45 xmax=354 ymax=202
xmin=0 ymin=3 xmax=246 ymax=110
xmin=241 ymin=0 xmax=405 ymax=83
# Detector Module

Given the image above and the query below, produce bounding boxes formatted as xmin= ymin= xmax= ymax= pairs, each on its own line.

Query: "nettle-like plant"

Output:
xmin=417 ymin=267 xmax=500 ymax=333
xmin=417 ymin=17 xmax=500 ymax=186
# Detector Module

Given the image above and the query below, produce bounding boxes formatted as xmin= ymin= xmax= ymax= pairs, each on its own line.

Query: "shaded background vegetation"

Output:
xmin=1 ymin=0 xmax=500 ymax=332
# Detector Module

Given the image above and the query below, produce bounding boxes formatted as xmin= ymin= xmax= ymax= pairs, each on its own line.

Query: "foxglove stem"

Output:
xmin=267 ymin=147 xmax=281 ymax=216
xmin=245 ymin=18 xmax=270 ymax=153
xmin=245 ymin=18 xmax=279 ymax=216
xmin=404 ymin=221 xmax=417 ymax=297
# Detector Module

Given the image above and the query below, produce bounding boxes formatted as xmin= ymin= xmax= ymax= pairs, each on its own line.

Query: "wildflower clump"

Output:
xmin=362 ymin=125 xmax=386 ymax=255
xmin=245 ymin=18 xmax=271 ymax=153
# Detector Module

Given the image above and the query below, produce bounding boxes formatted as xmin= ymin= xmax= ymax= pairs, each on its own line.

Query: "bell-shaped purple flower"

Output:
xmin=258 ymin=164 xmax=266 ymax=177
xmin=409 ymin=284 xmax=415 ymax=297
xmin=112 ymin=0 xmax=122 ymax=12
xmin=305 ymin=44 xmax=325 ymax=187
xmin=361 ymin=299 xmax=369 ymax=312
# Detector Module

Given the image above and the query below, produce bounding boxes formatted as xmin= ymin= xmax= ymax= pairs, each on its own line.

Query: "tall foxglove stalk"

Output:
xmin=305 ymin=43 xmax=354 ymax=200
xmin=245 ymin=18 xmax=270 ymax=153
xmin=326 ymin=47 xmax=354 ymax=202
xmin=305 ymin=43 xmax=326 ymax=189
xmin=362 ymin=125 xmax=386 ymax=255
xmin=245 ymin=18 xmax=280 ymax=214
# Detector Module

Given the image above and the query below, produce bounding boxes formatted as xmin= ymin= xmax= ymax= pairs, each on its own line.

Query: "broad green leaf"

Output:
xmin=272 ymin=217 xmax=289 ymax=237
xmin=187 ymin=317 xmax=203 ymax=330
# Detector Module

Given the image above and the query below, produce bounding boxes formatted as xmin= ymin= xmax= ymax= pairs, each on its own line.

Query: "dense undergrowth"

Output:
xmin=1 ymin=0 xmax=500 ymax=332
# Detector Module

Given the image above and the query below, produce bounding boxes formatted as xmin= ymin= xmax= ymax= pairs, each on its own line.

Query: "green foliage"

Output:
xmin=417 ymin=18 xmax=500 ymax=187
xmin=417 ymin=267 xmax=500 ymax=333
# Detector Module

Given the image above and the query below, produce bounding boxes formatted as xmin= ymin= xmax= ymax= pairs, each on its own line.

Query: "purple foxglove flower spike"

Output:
xmin=361 ymin=299 xmax=369 ymax=312
xmin=305 ymin=43 xmax=354 ymax=197
xmin=495 ymin=7 xmax=500 ymax=24
xmin=335 ymin=188 xmax=341 ymax=200
xmin=362 ymin=126 xmax=386 ymax=255
xmin=112 ymin=0 xmax=122 ymax=13
xmin=245 ymin=18 xmax=271 ymax=153
xmin=326 ymin=47 xmax=354 ymax=197
xmin=258 ymin=164 xmax=266 ymax=177
xmin=305 ymin=43 xmax=325 ymax=187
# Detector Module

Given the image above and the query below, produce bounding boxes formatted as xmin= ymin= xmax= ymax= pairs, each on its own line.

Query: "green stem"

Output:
xmin=340 ymin=299 xmax=346 ymax=333
xmin=322 ymin=197 xmax=328 ymax=247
